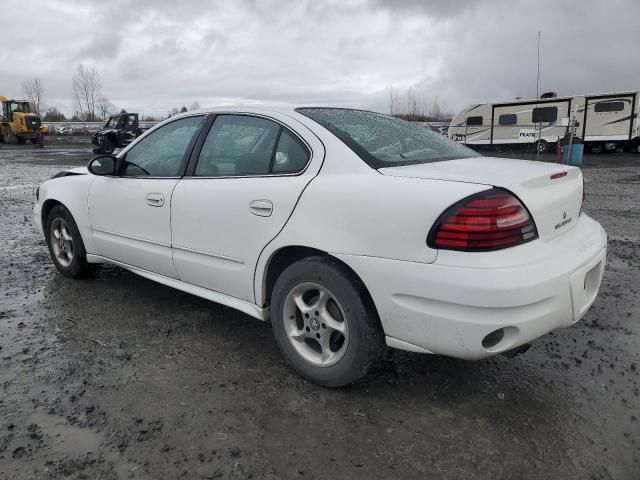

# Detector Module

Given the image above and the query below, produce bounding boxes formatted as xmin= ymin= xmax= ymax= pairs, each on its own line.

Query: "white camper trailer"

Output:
xmin=449 ymin=91 xmax=640 ymax=154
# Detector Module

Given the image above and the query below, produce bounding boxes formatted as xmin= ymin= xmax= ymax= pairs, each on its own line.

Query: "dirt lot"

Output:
xmin=1 ymin=138 xmax=638 ymax=479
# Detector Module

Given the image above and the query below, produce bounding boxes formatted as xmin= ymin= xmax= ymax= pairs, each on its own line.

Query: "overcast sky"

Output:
xmin=2 ymin=0 xmax=639 ymax=118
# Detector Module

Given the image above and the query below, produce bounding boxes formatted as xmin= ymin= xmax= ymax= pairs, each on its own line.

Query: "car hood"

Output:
xmin=52 ymin=166 xmax=88 ymax=178
xmin=93 ymin=128 xmax=116 ymax=136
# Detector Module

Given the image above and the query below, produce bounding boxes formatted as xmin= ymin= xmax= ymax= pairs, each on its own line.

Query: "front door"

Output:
xmin=88 ymin=115 xmax=205 ymax=277
xmin=171 ymin=114 xmax=320 ymax=302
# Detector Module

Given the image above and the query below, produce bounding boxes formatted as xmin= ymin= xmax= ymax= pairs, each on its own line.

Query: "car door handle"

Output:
xmin=249 ymin=199 xmax=273 ymax=217
xmin=145 ymin=193 xmax=165 ymax=207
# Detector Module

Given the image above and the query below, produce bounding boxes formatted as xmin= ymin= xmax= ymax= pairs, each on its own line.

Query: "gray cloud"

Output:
xmin=1 ymin=0 xmax=638 ymax=118
xmin=370 ymin=0 xmax=485 ymax=18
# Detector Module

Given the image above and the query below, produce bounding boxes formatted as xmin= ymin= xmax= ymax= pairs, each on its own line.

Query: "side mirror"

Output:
xmin=88 ymin=155 xmax=117 ymax=176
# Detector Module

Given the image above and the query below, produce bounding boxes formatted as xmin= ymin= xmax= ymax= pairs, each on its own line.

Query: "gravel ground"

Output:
xmin=0 ymin=138 xmax=638 ymax=479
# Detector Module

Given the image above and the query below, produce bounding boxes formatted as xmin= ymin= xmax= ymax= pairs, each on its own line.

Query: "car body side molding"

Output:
xmin=86 ymin=254 xmax=267 ymax=321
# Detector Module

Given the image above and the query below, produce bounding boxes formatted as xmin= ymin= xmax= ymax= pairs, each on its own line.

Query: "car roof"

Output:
xmin=183 ymin=104 xmax=383 ymax=117
xmin=186 ymin=104 xmax=299 ymax=116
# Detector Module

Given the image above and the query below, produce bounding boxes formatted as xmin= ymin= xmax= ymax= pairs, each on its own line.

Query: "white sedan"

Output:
xmin=34 ymin=106 xmax=607 ymax=386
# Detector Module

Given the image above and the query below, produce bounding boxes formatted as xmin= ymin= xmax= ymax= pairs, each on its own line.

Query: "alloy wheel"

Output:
xmin=50 ymin=218 xmax=74 ymax=267
xmin=282 ymin=282 xmax=349 ymax=367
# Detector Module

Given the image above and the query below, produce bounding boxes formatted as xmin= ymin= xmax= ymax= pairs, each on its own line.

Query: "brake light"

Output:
xmin=428 ymin=189 xmax=538 ymax=251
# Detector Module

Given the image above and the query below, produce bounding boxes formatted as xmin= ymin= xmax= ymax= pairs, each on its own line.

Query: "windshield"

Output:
xmin=104 ymin=116 xmax=120 ymax=128
xmin=297 ymin=108 xmax=479 ymax=167
xmin=10 ymin=102 xmax=31 ymax=113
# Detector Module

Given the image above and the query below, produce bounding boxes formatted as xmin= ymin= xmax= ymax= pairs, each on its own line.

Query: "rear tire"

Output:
xmin=45 ymin=205 xmax=95 ymax=278
xmin=535 ymin=140 xmax=549 ymax=153
xmin=271 ymin=256 xmax=384 ymax=387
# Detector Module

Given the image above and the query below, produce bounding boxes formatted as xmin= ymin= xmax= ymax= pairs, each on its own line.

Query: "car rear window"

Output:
xmin=296 ymin=108 xmax=479 ymax=168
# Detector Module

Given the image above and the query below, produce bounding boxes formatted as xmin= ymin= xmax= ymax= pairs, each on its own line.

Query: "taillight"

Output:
xmin=580 ymin=176 xmax=585 ymax=215
xmin=427 ymin=188 xmax=538 ymax=252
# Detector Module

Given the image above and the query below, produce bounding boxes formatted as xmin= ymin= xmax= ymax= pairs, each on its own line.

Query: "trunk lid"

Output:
xmin=379 ymin=157 xmax=583 ymax=240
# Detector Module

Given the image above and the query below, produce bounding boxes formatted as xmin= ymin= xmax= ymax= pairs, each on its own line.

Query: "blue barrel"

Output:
xmin=563 ymin=143 xmax=584 ymax=166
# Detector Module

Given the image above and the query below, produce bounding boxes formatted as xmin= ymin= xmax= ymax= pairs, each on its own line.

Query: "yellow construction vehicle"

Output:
xmin=0 ymin=96 xmax=44 ymax=146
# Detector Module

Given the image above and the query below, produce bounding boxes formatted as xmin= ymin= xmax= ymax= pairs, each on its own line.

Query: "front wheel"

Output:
xmin=590 ymin=143 xmax=604 ymax=155
xmin=102 ymin=138 xmax=116 ymax=154
xmin=45 ymin=205 xmax=95 ymax=278
xmin=2 ymin=129 xmax=18 ymax=144
xmin=271 ymin=256 xmax=384 ymax=387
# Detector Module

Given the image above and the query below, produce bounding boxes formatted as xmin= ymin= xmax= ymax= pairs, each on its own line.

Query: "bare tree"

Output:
xmin=387 ymin=85 xmax=452 ymax=122
xmin=189 ymin=101 xmax=201 ymax=111
xmin=388 ymin=87 xmax=397 ymax=116
xmin=426 ymin=95 xmax=445 ymax=121
xmin=72 ymin=64 xmax=104 ymax=121
xmin=97 ymin=96 xmax=115 ymax=120
xmin=43 ymin=107 xmax=66 ymax=122
xmin=22 ymin=78 xmax=44 ymax=115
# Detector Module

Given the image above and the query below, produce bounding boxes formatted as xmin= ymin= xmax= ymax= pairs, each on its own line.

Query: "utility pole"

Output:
xmin=535 ymin=31 xmax=542 ymax=162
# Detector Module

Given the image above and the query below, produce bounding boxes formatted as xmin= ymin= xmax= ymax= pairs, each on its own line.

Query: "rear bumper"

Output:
xmin=335 ymin=213 xmax=607 ymax=360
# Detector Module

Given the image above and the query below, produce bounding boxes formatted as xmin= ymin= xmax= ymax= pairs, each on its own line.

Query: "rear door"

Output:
xmin=170 ymin=113 xmax=323 ymax=302
xmin=583 ymin=94 xmax=636 ymax=141
xmin=88 ymin=115 xmax=205 ymax=277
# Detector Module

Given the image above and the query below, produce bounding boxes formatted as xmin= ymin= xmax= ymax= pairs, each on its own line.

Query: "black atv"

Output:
xmin=91 ymin=113 xmax=144 ymax=154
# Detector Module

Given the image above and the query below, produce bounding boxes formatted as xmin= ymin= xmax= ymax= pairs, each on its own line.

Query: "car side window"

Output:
xmin=272 ymin=129 xmax=310 ymax=173
xmin=194 ymin=115 xmax=280 ymax=177
xmin=122 ymin=116 xmax=204 ymax=177
xmin=194 ymin=115 xmax=309 ymax=177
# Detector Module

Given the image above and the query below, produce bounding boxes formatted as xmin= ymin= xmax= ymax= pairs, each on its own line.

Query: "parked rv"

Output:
xmin=449 ymin=91 xmax=640 ymax=154
xmin=420 ymin=122 xmax=450 ymax=136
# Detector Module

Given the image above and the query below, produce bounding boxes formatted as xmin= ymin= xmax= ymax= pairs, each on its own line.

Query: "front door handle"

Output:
xmin=145 ymin=193 xmax=165 ymax=207
xmin=249 ymin=199 xmax=273 ymax=217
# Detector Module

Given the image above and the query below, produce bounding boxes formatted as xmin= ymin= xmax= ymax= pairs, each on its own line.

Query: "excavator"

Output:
xmin=0 ymin=96 xmax=44 ymax=146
